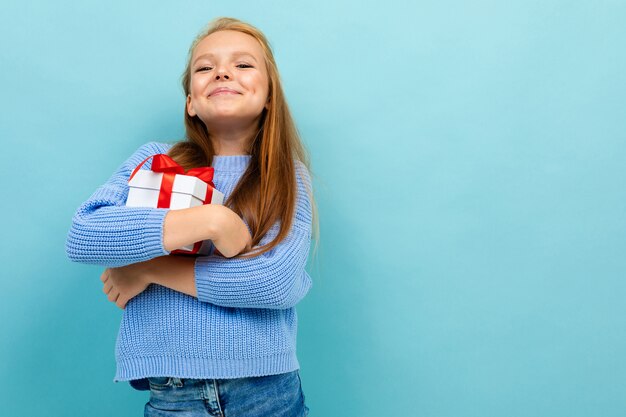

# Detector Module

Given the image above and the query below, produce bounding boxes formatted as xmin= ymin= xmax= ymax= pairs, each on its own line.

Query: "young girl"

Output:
xmin=66 ymin=17 xmax=315 ymax=417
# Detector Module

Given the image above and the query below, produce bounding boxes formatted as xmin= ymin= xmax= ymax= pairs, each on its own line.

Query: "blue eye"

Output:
xmin=237 ymin=64 xmax=253 ymax=68
xmin=197 ymin=66 xmax=213 ymax=72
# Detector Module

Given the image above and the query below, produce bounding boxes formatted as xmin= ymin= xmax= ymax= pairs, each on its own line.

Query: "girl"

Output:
xmin=66 ymin=17 xmax=315 ymax=417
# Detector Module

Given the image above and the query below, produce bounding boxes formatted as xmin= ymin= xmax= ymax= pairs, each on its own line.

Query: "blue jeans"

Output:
xmin=143 ymin=370 xmax=309 ymax=417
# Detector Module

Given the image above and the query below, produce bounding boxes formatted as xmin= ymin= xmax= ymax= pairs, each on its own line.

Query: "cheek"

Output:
xmin=190 ymin=76 xmax=208 ymax=97
xmin=244 ymin=73 xmax=269 ymax=94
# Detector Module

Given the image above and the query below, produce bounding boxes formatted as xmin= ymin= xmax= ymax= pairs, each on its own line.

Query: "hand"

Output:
xmin=211 ymin=207 xmax=253 ymax=258
xmin=100 ymin=261 xmax=152 ymax=309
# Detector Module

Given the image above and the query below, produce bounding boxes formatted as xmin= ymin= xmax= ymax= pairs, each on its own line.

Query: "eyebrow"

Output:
xmin=193 ymin=52 xmax=259 ymax=65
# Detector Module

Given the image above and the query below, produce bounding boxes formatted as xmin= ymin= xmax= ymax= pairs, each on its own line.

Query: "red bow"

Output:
xmin=129 ymin=154 xmax=216 ymax=209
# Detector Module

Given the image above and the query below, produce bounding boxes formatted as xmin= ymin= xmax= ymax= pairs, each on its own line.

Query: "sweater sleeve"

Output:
xmin=193 ymin=162 xmax=314 ymax=309
xmin=65 ymin=142 xmax=171 ymax=267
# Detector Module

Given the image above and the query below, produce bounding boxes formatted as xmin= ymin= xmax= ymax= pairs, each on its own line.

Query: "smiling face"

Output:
xmin=186 ymin=30 xmax=270 ymax=131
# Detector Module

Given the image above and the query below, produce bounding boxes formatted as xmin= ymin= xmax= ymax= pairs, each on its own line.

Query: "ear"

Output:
xmin=264 ymin=98 xmax=270 ymax=110
xmin=186 ymin=94 xmax=196 ymax=117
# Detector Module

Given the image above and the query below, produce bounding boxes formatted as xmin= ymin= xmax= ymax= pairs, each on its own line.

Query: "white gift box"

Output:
xmin=126 ymin=169 xmax=224 ymax=254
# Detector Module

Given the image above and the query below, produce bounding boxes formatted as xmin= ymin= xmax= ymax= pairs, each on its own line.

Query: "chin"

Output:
xmin=203 ymin=113 xmax=258 ymax=127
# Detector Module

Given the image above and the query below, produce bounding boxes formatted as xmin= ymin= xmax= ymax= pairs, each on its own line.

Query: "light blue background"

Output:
xmin=1 ymin=1 xmax=625 ymax=416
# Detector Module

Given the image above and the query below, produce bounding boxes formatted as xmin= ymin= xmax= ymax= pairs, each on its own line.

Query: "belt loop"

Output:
xmin=172 ymin=377 xmax=183 ymax=387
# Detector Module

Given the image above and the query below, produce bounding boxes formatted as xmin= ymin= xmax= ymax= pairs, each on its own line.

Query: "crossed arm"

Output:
xmin=68 ymin=142 xmax=313 ymax=311
xmin=101 ymin=203 xmax=252 ymax=309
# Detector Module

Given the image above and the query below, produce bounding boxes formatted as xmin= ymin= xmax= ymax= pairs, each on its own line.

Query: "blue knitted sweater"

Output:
xmin=65 ymin=142 xmax=313 ymax=387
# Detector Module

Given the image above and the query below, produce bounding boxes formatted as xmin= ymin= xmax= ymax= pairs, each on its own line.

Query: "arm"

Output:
xmin=101 ymin=162 xmax=313 ymax=310
xmin=65 ymin=142 xmax=171 ymax=267
xmin=66 ymin=142 xmax=218 ymax=267
xmin=163 ymin=204 xmax=251 ymax=257
xmin=192 ymin=162 xmax=314 ymax=309
xmin=101 ymin=208 xmax=254 ymax=309
xmin=106 ymin=215 xmax=311 ymax=310
xmin=101 ymin=256 xmax=197 ymax=310
xmin=67 ymin=141 xmax=250 ymax=267
xmin=193 ymin=221 xmax=312 ymax=309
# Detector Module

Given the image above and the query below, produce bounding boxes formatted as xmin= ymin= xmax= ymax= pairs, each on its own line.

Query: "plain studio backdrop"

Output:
xmin=1 ymin=1 xmax=625 ymax=416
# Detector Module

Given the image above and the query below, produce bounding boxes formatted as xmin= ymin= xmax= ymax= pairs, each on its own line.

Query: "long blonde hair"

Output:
xmin=168 ymin=17 xmax=317 ymax=258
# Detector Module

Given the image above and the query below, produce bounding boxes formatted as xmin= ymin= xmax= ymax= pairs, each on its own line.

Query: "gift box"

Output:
xmin=125 ymin=154 xmax=224 ymax=255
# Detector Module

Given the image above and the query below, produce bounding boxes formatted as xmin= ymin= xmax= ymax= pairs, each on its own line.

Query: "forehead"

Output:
xmin=193 ymin=30 xmax=265 ymax=61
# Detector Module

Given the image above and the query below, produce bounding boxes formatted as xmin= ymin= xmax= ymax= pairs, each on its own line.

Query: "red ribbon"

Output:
xmin=129 ymin=154 xmax=216 ymax=209
xmin=129 ymin=154 xmax=217 ymax=255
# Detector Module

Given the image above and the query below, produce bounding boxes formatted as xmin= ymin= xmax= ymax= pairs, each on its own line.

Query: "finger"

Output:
xmin=107 ymin=290 xmax=119 ymax=303
xmin=102 ymin=281 xmax=113 ymax=294
xmin=116 ymin=296 xmax=127 ymax=310
xmin=100 ymin=270 xmax=109 ymax=283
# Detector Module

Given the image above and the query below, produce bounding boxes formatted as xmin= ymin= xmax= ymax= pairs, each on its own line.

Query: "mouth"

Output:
xmin=209 ymin=87 xmax=240 ymax=97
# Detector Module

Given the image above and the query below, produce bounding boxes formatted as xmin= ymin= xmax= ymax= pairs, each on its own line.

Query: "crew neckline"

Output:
xmin=211 ymin=154 xmax=252 ymax=172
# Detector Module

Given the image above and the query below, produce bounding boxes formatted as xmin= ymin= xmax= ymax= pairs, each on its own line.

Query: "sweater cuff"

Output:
xmin=194 ymin=256 xmax=215 ymax=302
xmin=143 ymin=208 xmax=171 ymax=257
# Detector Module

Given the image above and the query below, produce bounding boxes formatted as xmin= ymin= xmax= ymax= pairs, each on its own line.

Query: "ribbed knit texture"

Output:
xmin=65 ymin=142 xmax=313 ymax=384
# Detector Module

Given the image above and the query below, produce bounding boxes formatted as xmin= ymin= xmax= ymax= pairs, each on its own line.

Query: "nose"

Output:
xmin=215 ymin=66 xmax=231 ymax=80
